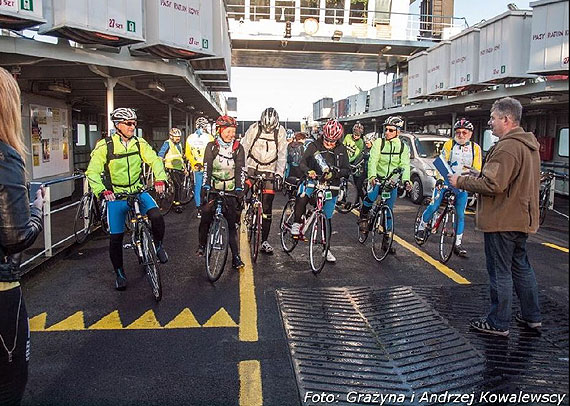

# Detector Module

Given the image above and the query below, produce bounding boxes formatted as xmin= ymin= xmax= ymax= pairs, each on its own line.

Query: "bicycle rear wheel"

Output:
xmin=74 ymin=193 xmax=95 ymax=244
xmin=179 ymin=174 xmax=194 ymax=205
xmin=309 ymin=213 xmax=329 ymax=274
xmin=280 ymin=199 xmax=298 ymax=253
xmin=414 ymin=198 xmax=431 ymax=246
xmin=539 ymin=191 xmax=549 ymax=225
xmin=249 ymin=204 xmax=262 ymax=263
xmin=206 ymin=217 xmax=229 ymax=282
xmin=371 ymin=206 xmax=394 ymax=262
xmin=335 ymin=180 xmax=355 ymax=214
xmin=140 ymin=224 xmax=162 ymax=302
xmin=439 ymin=206 xmax=457 ymax=263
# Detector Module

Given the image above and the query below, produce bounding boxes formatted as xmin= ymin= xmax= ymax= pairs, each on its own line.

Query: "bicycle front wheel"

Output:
xmin=414 ymin=198 xmax=431 ymax=246
xmin=371 ymin=205 xmax=394 ymax=262
xmin=439 ymin=206 xmax=457 ymax=263
xmin=179 ymin=174 xmax=194 ymax=205
xmin=335 ymin=181 xmax=354 ymax=214
xmin=280 ymin=199 xmax=298 ymax=253
xmin=249 ymin=204 xmax=262 ymax=263
xmin=206 ymin=217 xmax=229 ymax=282
xmin=154 ymin=179 xmax=175 ymax=215
xmin=74 ymin=193 xmax=95 ymax=244
xmin=309 ymin=213 xmax=329 ymax=274
xmin=140 ymin=225 xmax=162 ymax=302
xmin=539 ymin=192 xmax=549 ymax=225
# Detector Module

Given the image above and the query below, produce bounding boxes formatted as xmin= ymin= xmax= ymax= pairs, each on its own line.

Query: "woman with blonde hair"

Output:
xmin=0 ymin=67 xmax=45 ymax=405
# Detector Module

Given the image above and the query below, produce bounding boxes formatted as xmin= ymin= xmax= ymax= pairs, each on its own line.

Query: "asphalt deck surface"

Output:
xmin=19 ymin=194 xmax=569 ymax=406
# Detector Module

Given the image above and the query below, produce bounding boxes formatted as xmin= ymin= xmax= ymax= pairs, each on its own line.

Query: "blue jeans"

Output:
xmin=422 ymin=189 xmax=468 ymax=235
xmin=484 ymin=232 xmax=541 ymax=330
xmin=193 ymin=171 xmax=204 ymax=207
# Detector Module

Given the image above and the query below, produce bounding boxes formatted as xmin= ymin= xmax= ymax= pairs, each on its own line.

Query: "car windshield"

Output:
xmin=415 ymin=139 xmax=447 ymax=158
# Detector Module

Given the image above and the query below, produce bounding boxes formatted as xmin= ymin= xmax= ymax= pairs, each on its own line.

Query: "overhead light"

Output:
xmin=331 ymin=30 xmax=343 ymax=41
xmin=465 ymin=104 xmax=481 ymax=111
xmin=424 ymin=110 xmax=436 ymax=116
xmin=148 ymin=80 xmax=166 ymax=93
xmin=530 ymin=95 xmax=557 ymax=104
xmin=507 ymin=3 xmax=519 ymax=10
xmin=188 ymin=105 xmax=195 ymax=110
xmin=172 ymin=95 xmax=184 ymax=104
xmin=379 ymin=46 xmax=392 ymax=54
xmin=48 ymin=82 xmax=72 ymax=94
xmin=303 ymin=18 xmax=319 ymax=35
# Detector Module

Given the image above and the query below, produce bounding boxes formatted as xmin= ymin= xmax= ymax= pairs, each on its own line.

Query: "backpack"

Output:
xmin=287 ymin=142 xmax=304 ymax=167
xmin=380 ymin=137 xmax=405 ymax=158
xmin=247 ymin=123 xmax=280 ymax=165
xmin=103 ymin=135 xmax=142 ymax=190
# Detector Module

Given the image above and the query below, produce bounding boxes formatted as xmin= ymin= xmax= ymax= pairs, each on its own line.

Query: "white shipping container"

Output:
xmin=528 ymin=0 xmax=569 ymax=74
xmin=134 ymin=0 xmax=215 ymax=57
xmin=478 ymin=10 xmax=537 ymax=84
xmin=368 ymin=85 xmax=385 ymax=112
xmin=449 ymin=27 xmax=482 ymax=89
xmin=40 ymin=0 xmax=144 ymax=45
xmin=407 ymin=52 xmax=428 ymax=99
xmin=384 ymin=81 xmax=395 ymax=109
xmin=0 ymin=0 xmax=45 ymax=28
xmin=347 ymin=94 xmax=358 ymax=115
xmin=355 ymin=91 xmax=367 ymax=114
xmin=426 ymin=41 xmax=456 ymax=95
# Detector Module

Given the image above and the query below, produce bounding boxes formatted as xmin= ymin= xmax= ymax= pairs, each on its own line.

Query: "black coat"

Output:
xmin=299 ymin=138 xmax=351 ymax=187
xmin=0 ymin=141 xmax=43 ymax=282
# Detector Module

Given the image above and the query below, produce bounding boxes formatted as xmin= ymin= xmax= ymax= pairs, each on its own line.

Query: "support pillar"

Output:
xmin=343 ymin=0 xmax=350 ymax=25
xmin=319 ymin=0 xmax=325 ymax=23
xmin=105 ymin=78 xmax=118 ymax=136
xmin=168 ymin=105 xmax=173 ymax=130
xmin=245 ymin=0 xmax=251 ymax=20
xmin=270 ymin=0 xmax=276 ymax=20
xmin=294 ymin=0 xmax=300 ymax=22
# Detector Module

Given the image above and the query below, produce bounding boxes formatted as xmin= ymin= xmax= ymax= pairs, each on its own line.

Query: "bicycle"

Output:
xmin=178 ymin=165 xmax=194 ymax=206
xmin=74 ymin=190 xmax=108 ymax=243
xmin=280 ymin=176 xmax=339 ymax=274
xmin=205 ymin=190 xmax=237 ymax=282
xmin=115 ymin=189 xmax=162 ymax=301
xmin=279 ymin=177 xmax=301 ymax=253
xmin=144 ymin=163 xmax=175 ymax=215
xmin=357 ymin=168 xmax=403 ymax=262
xmin=336 ymin=159 xmax=365 ymax=214
xmin=413 ymin=185 xmax=458 ymax=264
xmin=539 ymin=169 xmax=569 ymax=224
xmin=243 ymin=174 xmax=268 ymax=263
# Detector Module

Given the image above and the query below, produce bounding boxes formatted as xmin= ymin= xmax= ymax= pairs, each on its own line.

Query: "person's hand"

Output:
xmin=323 ymin=170 xmax=333 ymax=181
xmin=32 ymin=186 xmax=45 ymax=210
xmin=307 ymin=170 xmax=317 ymax=179
xmin=154 ymin=181 xmax=166 ymax=194
xmin=404 ymin=181 xmax=412 ymax=192
xmin=194 ymin=163 xmax=203 ymax=171
xmin=435 ymin=179 xmax=445 ymax=189
xmin=463 ymin=165 xmax=481 ymax=177
xmin=101 ymin=190 xmax=115 ymax=201
xmin=448 ymin=174 xmax=459 ymax=188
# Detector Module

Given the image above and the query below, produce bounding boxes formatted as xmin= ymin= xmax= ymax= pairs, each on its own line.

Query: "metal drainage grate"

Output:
xmin=277 ymin=286 xmax=569 ymax=406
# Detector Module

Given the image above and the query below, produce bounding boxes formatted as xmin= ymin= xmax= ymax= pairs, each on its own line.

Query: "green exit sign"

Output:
xmin=21 ymin=0 xmax=33 ymax=11
xmin=501 ymin=65 xmax=506 ymax=74
xmin=202 ymin=39 xmax=209 ymax=49
xmin=127 ymin=20 xmax=136 ymax=33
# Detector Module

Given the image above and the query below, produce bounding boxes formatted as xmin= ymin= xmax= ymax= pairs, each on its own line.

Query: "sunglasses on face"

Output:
xmin=385 ymin=128 xmax=397 ymax=133
xmin=121 ymin=121 xmax=137 ymax=127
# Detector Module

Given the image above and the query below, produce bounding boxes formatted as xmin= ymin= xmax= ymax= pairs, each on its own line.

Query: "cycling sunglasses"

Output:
xmin=121 ymin=121 xmax=137 ymax=127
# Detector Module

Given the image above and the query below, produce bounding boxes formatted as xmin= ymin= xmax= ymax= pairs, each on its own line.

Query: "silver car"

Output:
xmin=399 ymin=133 xmax=451 ymax=204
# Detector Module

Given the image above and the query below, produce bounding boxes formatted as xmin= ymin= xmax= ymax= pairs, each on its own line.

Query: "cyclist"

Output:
xmin=186 ymin=116 xmax=214 ymax=218
xmin=86 ymin=108 xmax=168 ymax=291
xmin=358 ymin=116 xmax=412 ymax=254
xmin=416 ymin=118 xmax=482 ymax=257
xmin=285 ymin=132 xmax=307 ymax=179
xmin=197 ymin=115 xmax=245 ymax=269
xmin=343 ymin=122 xmax=367 ymax=208
xmin=290 ymin=119 xmax=351 ymax=263
xmin=158 ymin=128 xmax=187 ymax=213
xmin=242 ymin=107 xmax=287 ymax=255
xmin=286 ymin=128 xmax=295 ymax=144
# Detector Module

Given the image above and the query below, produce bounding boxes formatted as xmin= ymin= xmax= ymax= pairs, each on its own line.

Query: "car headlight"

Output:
xmin=425 ymin=168 xmax=436 ymax=177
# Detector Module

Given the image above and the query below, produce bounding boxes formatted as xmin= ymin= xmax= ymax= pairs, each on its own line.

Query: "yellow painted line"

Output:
xmin=239 ymin=226 xmax=259 ymax=342
xmin=542 ymin=243 xmax=569 ymax=253
xmin=239 ymin=360 xmax=263 ymax=406
xmin=351 ymin=208 xmax=471 ymax=285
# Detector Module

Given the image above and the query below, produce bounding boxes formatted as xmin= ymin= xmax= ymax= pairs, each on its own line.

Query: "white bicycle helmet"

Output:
xmin=363 ymin=132 xmax=378 ymax=143
xmin=110 ymin=107 xmax=137 ymax=124
xmin=195 ymin=116 xmax=209 ymax=130
xmin=169 ymin=128 xmax=182 ymax=138
xmin=383 ymin=116 xmax=404 ymax=129
xmin=260 ymin=107 xmax=279 ymax=133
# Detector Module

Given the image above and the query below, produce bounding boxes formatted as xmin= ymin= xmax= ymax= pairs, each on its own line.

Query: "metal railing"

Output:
xmin=21 ymin=173 xmax=87 ymax=268
xmin=227 ymin=4 xmax=468 ymax=41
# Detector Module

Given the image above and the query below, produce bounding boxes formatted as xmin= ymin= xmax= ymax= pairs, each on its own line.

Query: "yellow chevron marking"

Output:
xmin=46 ymin=311 xmax=85 ymax=331
xmin=125 ymin=310 xmax=162 ymax=330
xmin=203 ymin=308 xmax=238 ymax=328
xmin=89 ymin=310 xmax=123 ymax=330
xmin=29 ymin=312 xmax=47 ymax=332
xmin=164 ymin=308 xmax=201 ymax=329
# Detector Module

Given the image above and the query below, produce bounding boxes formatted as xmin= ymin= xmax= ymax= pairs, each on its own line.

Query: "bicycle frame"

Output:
xmin=429 ymin=190 xmax=456 ymax=233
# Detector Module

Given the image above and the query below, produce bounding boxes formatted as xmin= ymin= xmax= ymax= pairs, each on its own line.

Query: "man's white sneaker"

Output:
xmin=260 ymin=240 xmax=274 ymax=255
xmin=326 ymin=250 xmax=336 ymax=263
xmin=290 ymin=222 xmax=301 ymax=236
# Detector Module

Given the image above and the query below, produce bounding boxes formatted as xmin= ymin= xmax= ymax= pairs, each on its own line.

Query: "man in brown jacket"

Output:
xmin=449 ymin=97 xmax=541 ymax=337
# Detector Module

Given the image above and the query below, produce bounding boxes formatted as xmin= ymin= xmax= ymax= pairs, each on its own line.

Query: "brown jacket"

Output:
xmin=457 ymin=127 xmax=540 ymax=233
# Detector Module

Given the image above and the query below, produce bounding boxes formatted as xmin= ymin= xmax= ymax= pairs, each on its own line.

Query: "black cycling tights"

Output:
xmin=0 ymin=287 xmax=29 ymax=406
xmin=109 ymin=208 xmax=165 ymax=270
xmin=261 ymin=193 xmax=275 ymax=242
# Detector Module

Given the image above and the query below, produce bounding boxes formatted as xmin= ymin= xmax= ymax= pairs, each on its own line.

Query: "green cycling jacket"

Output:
xmin=367 ymin=136 xmax=411 ymax=182
xmin=342 ymin=133 xmax=365 ymax=164
xmin=86 ymin=134 xmax=167 ymax=196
